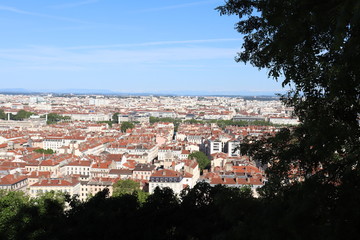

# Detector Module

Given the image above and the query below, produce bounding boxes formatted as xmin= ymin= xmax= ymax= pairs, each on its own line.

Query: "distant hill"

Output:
xmin=0 ymin=88 xmax=37 ymax=94
xmin=0 ymin=88 xmax=285 ymax=97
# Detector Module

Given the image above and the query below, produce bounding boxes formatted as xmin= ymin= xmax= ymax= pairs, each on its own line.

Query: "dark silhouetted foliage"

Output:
xmin=1 ymin=181 xmax=360 ymax=239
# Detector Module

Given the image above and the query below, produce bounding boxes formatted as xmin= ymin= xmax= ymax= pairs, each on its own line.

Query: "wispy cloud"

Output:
xmin=0 ymin=5 xmax=88 ymax=23
xmin=48 ymin=0 xmax=100 ymax=9
xmin=0 ymin=5 xmax=32 ymax=14
xmin=0 ymin=45 xmax=238 ymax=71
xmin=62 ymin=38 xmax=241 ymax=50
xmin=135 ymin=0 xmax=218 ymax=13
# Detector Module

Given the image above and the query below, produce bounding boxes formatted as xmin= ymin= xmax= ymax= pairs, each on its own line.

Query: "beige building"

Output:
xmin=29 ymin=178 xmax=81 ymax=198
xmin=132 ymin=164 xmax=156 ymax=181
xmin=79 ymin=178 xmax=114 ymax=202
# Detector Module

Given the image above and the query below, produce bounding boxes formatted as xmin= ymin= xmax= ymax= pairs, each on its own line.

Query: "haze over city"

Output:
xmin=0 ymin=0 xmax=286 ymax=95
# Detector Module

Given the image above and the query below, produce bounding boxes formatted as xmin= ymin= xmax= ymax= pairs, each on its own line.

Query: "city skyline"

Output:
xmin=0 ymin=0 xmax=287 ymax=94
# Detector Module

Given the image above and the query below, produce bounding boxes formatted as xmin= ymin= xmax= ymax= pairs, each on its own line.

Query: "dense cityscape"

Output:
xmin=0 ymin=94 xmax=298 ymax=200
xmin=1 ymin=0 xmax=359 ymax=238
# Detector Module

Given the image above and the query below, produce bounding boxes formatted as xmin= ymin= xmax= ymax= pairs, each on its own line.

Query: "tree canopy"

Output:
xmin=11 ymin=110 xmax=34 ymax=120
xmin=0 ymin=109 xmax=6 ymax=120
xmin=112 ymin=179 xmax=148 ymax=203
xmin=46 ymin=113 xmax=71 ymax=124
xmin=217 ymin=0 xmax=360 ymax=192
xmin=112 ymin=112 xmax=119 ymax=123
xmin=189 ymin=151 xmax=210 ymax=171
xmin=33 ymin=148 xmax=55 ymax=154
xmin=216 ymin=1 xmax=360 ymax=237
xmin=120 ymin=121 xmax=135 ymax=132
xmin=1 ymin=180 xmax=359 ymax=239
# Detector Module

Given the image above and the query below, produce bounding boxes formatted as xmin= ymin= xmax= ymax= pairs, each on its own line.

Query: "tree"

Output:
xmin=112 ymin=112 xmax=119 ymax=123
xmin=113 ymin=179 xmax=140 ymax=196
xmin=63 ymin=188 xmax=141 ymax=239
xmin=46 ymin=113 xmax=71 ymax=124
xmin=12 ymin=110 xmax=34 ymax=120
xmin=0 ymin=109 xmax=6 ymax=120
xmin=120 ymin=121 xmax=135 ymax=132
xmin=140 ymin=187 xmax=179 ymax=239
xmin=112 ymin=179 xmax=148 ymax=203
xmin=33 ymin=148 xmax=55 ymax=154
xmin=189 ymin=151 xmax=210 ymax=171
xmin=217 ymin=2 xmax=360 ymax=236
xmin=0 ymin=190 xmax=30 ymax=236
xmin=217 ymin=0 xmax=360 ymax=190
xmin=0 ymin=190 xmax=66 ymax=239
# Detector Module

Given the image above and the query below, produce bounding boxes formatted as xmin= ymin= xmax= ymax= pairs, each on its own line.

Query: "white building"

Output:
xmin=226 ymin=140 xmax=241 ymax=157
xmin=61 ymin=160 xmax=92 ymax=177
xmin=149 ymin=169 xmax=186 ymax=195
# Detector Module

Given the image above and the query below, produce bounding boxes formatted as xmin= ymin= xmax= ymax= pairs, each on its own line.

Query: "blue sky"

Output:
xmin=0 ymin=0 xmax=285 ymax=94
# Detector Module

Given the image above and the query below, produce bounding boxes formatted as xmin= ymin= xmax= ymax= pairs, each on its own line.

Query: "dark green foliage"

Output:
xmin=150 ymin=117 xmax=279 ymax=134
xmin=0 ymin=190 xmax=66 ymax=240
xmin=112 ymin=179 xmax=148 ymax=203
xmin=11 ymin=110 xmax=34 ymax=120
xmin=46 ymin=113 xmax=71 ymax=124
xmin=1 ymin=182 xmax=360 ymax=239
xmin=111 ymin=112 xmax=119 ymax=123
xmin=215 ymin=0 xmax=360 ymax=238
xmin=140 ymin=187 xmax=180 ymax=239
xmin=0 ymin=109 xmax=6 ymax=120
xmin=217 ymin=0 xmax=360 ymax=186
xmin=33 ymin=148 xmax=55 ymax=154
xmin=0 ymin=190 xmax=30 ymax=239
xmin=120 ymin=121 xmax=135 ymax=132
xmin=189 ymin=151 xmax=210 ymax=171
xmin=64 ymin=189 xmax=141 ymax=239
xmin=211 ymin=119 xmax=274 ymax=128
xmin=112 ymin=179 xmax=139 ymax=196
